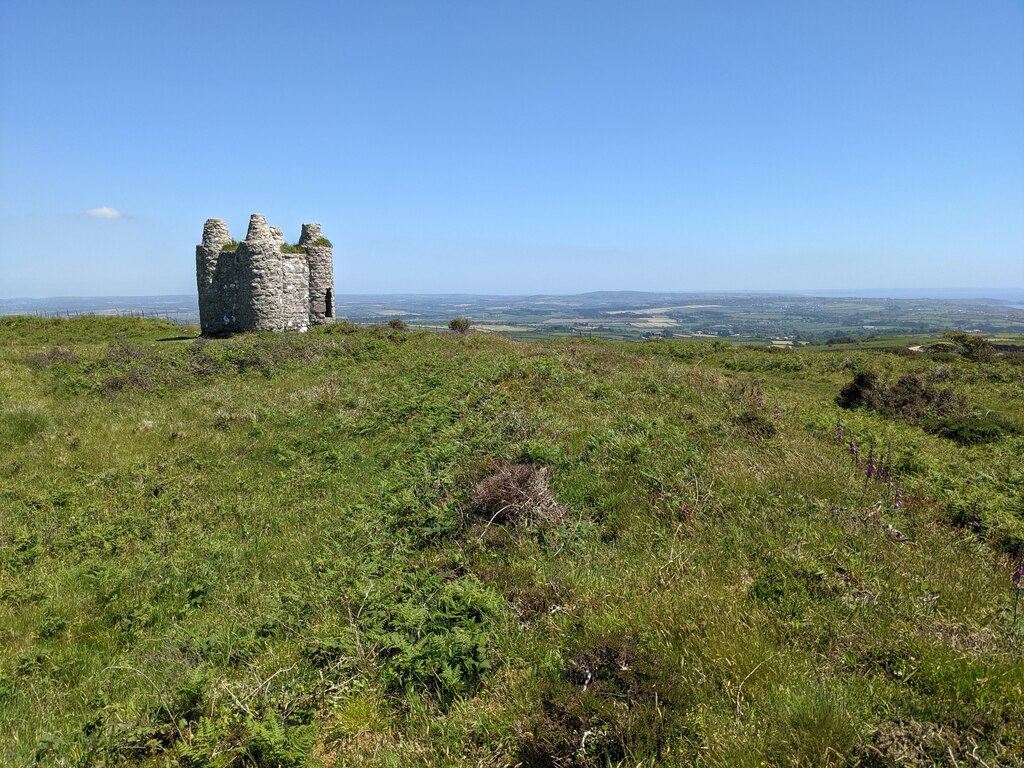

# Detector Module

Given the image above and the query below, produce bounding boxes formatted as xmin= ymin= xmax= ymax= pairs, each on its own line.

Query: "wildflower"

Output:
xmin=849 ymin=438 xmax=858 ymax=462
xmin=894 ymin=487 xmax=903 ymax=509
xmin=773 ymin=406 xmax=782 ymax=418
xmin=865 ymin=460 xmax=876 ymax=479
xmin=835 ymin=420 xmax=844 ymax=444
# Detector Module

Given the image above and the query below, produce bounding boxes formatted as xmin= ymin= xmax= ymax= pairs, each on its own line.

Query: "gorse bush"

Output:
xmin=943 ymin=331 xmax=996 ymax=362
xmin=836 ymin=370 xmax=965 ymax=423
xmin=448 ymin=317 xmax=471 ymax=333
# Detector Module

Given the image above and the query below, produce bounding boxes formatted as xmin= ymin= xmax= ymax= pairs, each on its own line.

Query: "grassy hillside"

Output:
xmin=1 ymin=316 xmax=1022 ymax=767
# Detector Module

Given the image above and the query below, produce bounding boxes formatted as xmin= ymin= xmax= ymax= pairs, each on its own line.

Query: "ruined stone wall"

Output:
xmin=300 ymin=223 xmax=335 ymax=324
xmin=195 ymin=219 xmax=231 ymax=335
xmin=196 ymin=214 xmax=335 ymax=335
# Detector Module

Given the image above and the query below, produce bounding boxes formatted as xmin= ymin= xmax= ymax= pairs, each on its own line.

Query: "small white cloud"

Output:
xmin=85 ymin=206 xmax=122 ymax=219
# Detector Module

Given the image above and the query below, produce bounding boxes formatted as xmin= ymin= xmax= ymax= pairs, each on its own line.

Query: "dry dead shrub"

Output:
xmin=470 ymin=462 xmax=565 ymax=528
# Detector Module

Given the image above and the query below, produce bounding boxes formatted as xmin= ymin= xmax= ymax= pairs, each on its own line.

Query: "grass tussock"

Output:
xmin=0 ymin=407 xmax=50 ymax=444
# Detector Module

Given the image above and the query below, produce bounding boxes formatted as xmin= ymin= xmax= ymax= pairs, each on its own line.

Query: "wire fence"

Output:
xmin=10 ymin=309 xmax=199 ymax=323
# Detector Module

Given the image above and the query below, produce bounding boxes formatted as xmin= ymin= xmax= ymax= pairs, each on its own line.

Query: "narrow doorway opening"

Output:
xmin=325 ymin=288 xmax=334 ymax=318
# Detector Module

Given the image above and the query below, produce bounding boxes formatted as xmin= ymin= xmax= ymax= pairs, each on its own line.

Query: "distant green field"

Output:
xmin=9 ymin=292 xmax=1024 ymax=347
xmin=2 ymin=316 xmax=1023 ymax=766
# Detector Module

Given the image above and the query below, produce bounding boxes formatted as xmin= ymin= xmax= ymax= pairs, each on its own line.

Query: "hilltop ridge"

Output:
xmin=1 ymin=316 xmax=1022 ymax=766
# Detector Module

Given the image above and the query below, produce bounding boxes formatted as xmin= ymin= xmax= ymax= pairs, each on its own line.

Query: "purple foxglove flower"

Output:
xmin=773 ymin=406 xmax=782 ymax=418
xmin=849 ymin=438 xmax=858 ymax=461
xmin=1013 ymin=564 xmax=1024 ymax=591
xmin=894 ymin=488 xmax=903 ymax=509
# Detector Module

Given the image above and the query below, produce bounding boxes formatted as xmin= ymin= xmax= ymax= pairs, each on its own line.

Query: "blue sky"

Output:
xmin=1 ymin=1 xmax=1022 ymax=297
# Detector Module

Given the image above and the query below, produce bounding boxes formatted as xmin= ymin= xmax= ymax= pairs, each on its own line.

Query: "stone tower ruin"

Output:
xmin=196 ymin=213 xmax=335 ymax=335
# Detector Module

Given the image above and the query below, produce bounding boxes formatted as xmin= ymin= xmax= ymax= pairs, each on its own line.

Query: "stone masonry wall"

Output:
xmin=300 ymin=223 xmax=335 ymax=323
xmin=195 ymin=213 xmax=335 ymax=335
xmin=196 ymin=219 xmax=231 ymax=335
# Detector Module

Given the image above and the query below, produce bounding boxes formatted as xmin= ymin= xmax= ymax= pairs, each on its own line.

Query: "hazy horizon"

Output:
xmin=4 ymin=287 xmax=1024 ymax=304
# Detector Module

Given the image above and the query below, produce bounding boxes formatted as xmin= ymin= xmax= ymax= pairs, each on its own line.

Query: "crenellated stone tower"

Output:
xmin=195 ymin=214 xmax=335 ymax=335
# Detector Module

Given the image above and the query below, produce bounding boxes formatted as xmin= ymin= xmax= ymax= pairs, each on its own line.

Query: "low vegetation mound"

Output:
xmin=836 ymin=369 xmax=1020 ymax=445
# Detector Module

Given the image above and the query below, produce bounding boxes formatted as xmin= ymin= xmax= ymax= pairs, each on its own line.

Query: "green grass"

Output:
xmin=1 ymin=316 xmax=1022 ymax=766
